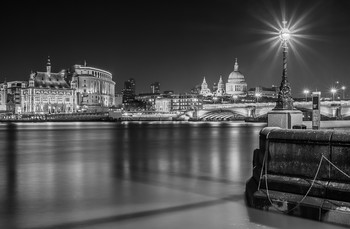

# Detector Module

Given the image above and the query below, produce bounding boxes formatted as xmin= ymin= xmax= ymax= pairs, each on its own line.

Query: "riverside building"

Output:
xmin=20 ymin=57 xmax=76 ymax=114
xmin=225 ymin=58 xmax=247 ymax=96
xmin=0 ymin=81 xmax=27 ymax=114
xmin=197 ymin=58 xmax=248 ymax=98
xmin=68 ymin=63 xmax=116 ymax=112
xmin=200 ymin=77 xmax=212 ymax=96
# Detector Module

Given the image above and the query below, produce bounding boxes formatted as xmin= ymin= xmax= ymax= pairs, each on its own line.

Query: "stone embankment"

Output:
xmin=0 ymin=112 xmax=111 ymax=122
xmin=246 ymin=127 xmax=350 ymax=227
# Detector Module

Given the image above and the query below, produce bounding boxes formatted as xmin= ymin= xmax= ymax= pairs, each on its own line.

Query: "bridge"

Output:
xmin=190 ymin=101 xmax=350 ymax=121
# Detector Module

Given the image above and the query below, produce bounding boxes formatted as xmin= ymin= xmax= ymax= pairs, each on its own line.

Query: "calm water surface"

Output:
xmin=0 ymin=121 xmax=346 ymax=229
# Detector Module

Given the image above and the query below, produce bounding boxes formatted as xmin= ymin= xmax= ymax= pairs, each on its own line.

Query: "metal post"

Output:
xmin=274 ymin=21 xmax=294 ymax=110
xmin=312 ymin=92 xmax=321 ymax=129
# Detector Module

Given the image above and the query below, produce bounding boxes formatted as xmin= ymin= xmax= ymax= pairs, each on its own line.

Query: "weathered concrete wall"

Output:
xmin=246 ymin=127 xmax=350 ymax=226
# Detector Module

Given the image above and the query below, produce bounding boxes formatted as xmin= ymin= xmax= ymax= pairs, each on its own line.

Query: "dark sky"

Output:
xmin=1 ymin=0 xmax=350 ymax=97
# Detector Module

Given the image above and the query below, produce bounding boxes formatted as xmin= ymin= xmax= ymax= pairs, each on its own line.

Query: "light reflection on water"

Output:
xmin=0 ymin=121 xmax=345 ymax=229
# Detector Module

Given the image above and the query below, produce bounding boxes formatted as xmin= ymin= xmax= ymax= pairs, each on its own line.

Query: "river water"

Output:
xmin=0 ymin=121 xmax=346 ymax=229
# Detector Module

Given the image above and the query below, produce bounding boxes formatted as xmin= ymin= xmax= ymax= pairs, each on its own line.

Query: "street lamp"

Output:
xmin=274 ymin=20 xmax=294 ymax=110
xmin=255 ymin=92 xmax=261 ymax=103
xmin=341 ymin=86 xmax=346 ymax=99
xmin=331 ymin=88 xmax=337 ymax=101
xmin=303 ymin=89 xmax=309 ymax=102
xmin=232 ymin=95 xmax=238 ymax=103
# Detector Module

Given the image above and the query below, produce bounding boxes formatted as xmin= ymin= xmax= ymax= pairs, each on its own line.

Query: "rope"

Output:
xmin=322 ymin=156 xmax=350 ymax=179
xmin=257 ymin=131 xmax=272 ymax=191
xmin=263 ymin=154 xmax=350 ymax=214
xmin=257 ymin=129 xmax=350 ymax=214
xmin=264 ymin=154 xmax=324 ymax=214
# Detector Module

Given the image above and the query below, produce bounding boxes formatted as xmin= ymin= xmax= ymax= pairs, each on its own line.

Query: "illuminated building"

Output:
xmin=150 ymin=82 xmax=160 ymax=94
xmin=0 ymin=81 xmax=27 ymax=113
xmin=155 ymin=98 xmax=171 ymax=112
xmin=0 ymin=83 xmax=6 ymax=111
xmin=225 ymin=58 xmax=247 ymax=96
xmin=21 ymin=57 xmax=75 ymax=114
xmin=200 ymin=77 xmax=211 ymax=96
xmin=68 ymin=63 xmax=115 ymax=111
xmin=247 ymin=86 xmax=278 ymax=98
xmin=215 ymin=76 xmax=225 ymax=96
xmin=170 ymin=94 xmax=203 ymax=111
xmin=122 ymin=78 xmax=136 ymax=104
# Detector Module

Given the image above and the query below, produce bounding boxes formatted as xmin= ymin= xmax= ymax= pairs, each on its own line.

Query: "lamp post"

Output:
xmin=232 ymin=95 xmax=238 ymax=103
xmin=274 ymin=21 xmax=294 ymax=110
xmin=255 ymin=92 xmax=261 ymax=103
xmin=341 ymin=86 xmax=346 ymax=100
xmin=303 ymin=89 xmax=309 ymax=102
xmin=331 ymin=88 xmax=337 ymax=101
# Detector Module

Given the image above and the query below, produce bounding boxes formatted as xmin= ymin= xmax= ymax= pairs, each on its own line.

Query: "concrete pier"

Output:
xmin=246 ymin=127 xmax=350 ymax=227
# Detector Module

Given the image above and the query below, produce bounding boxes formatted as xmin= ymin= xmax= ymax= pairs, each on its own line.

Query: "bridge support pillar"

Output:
xmin=267 ymin=110 xmax=302 ymax=129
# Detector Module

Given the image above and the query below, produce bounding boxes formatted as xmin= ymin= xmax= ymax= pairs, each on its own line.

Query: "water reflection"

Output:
xmin=0 ymin=121 xmax=344 ymax=229
xmin=0 ymin=124 xmax=18 ymax=219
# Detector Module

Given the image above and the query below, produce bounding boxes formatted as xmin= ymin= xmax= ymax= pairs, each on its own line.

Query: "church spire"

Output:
xmin=202 ymin=76 xmax=207 ymax=84
xmin=46 ymin=56 xmax=51 ymax=74
xmin=234 ymin=58 xmax=239 ymax=71
xmin=218 ymin=75 xmax=223 ymax=83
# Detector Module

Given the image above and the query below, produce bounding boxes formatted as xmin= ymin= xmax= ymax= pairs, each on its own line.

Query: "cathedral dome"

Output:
xmin=225 ymin=58 xmax=247 ymax=96
xmin=228 ymin=58 xmax=245 ymax=81
xmin=228 ymin=71 xmax=245 ymax=80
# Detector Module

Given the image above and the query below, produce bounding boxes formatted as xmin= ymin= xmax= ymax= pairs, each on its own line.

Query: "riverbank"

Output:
xmin=0 ymin=112 xmax=111 ymax=122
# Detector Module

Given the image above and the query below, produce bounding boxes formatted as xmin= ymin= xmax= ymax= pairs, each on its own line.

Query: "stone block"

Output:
xmin=267 ymin=110 xmax=302 ymax=129
xmin=259 ymin=174 xmax=327 ymax=198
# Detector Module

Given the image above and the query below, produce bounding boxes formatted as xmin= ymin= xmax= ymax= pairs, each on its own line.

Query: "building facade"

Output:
xmin=215 ymin=76 xmax=225 ymax=96
xmin=150 ymin=82 xmax=160 ymax=94
xmin=155 ymin=98 xmax=171 ymax=112
xmin=200 ymin=77 xmax=211 ymax=96
xmin=136 ymin=93 xmax=160 ymax=110
xmin=0 ymin=81 xmax=28 ymax=113
xmin=0 ymin=82 xmax=6 ymax=111
xmin=68 ymin=64 xmax=115 ymax=111
xmin=247 ymin=86 xmax=278 ymax=98
xmin=225 ymin=58 xmax=247 ymax=96
xmin=171 ymin=94 xmax=203 ymax=111
xmin=115 ymin=93 xmax=123 ymax=108
xmin=122 ymin=78 xmax=136 ymax=104
xmin=21 ymin=58 xmax=75 ymax=114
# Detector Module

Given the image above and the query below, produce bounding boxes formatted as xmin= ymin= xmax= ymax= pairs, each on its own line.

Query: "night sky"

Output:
xmin=1 ymin=0 xmax=350 ymax=98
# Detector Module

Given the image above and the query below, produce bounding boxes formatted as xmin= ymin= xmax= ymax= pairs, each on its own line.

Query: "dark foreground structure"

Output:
xmin=246 ymin=127 xmax=350 ymax=227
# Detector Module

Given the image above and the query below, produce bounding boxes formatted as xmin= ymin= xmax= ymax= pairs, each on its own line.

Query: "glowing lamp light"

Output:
xmin=303 ymin=89 xmax=309 ymax=102
xmin=279 ymin=28 xmax=291 ymax=41
xmin=331 ymin=88 xmax=337 ymax=101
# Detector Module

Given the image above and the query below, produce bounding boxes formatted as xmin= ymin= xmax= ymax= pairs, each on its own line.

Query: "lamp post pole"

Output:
xmin=255 ymin=92 xmax=261 ymax=103
xmin=342 ymin=86 xmax=346 ymax=100
xmin=331 ymin=88 xmax=336 ymax=101
xmin=304 ymin=89 xmax=309 ymax=102
xmin=274 ymin=21 xmax=294 ymax=110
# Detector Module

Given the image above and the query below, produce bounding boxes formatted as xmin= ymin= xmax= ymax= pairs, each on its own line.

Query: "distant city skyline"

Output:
xmin=1 ymin=0 xmax=350 ymax=97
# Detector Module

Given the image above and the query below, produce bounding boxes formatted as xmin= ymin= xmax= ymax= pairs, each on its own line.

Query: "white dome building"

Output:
xmin=225 ymin=58 xmax=247 ymax=96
